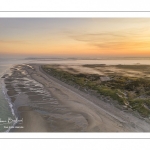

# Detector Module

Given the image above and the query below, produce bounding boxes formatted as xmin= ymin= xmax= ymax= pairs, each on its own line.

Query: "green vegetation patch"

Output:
xmin=42 ymin=65 xmax=150 ymax=118
xmin=83 ymin=64 xmax=107 ymax=68
xmin=115 ymin=65 xmax=150 ymax=71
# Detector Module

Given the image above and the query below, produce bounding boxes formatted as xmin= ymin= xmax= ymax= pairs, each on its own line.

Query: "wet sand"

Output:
xmin=5 ymin=64 xmax=150 ymax=132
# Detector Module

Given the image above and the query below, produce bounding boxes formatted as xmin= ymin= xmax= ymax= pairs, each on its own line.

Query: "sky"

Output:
xmin=1 ymin=18 xmax=150 ymax=58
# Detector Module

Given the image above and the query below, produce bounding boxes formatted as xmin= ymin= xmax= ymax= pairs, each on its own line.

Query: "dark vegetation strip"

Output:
xmin=42 ymin=65 xmax=150 ymax=118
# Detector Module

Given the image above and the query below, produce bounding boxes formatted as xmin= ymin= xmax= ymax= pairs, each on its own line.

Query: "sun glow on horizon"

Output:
xmin=1 ymin=18 xmax=150 ymax=57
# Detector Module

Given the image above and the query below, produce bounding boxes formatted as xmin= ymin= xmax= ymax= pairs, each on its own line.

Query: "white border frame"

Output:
xmin=0 ymin=11 xmax=150 ymax=138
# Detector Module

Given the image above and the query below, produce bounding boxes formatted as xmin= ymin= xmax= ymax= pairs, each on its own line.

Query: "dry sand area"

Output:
xmin=5 ymin=64 xmax=150 ymax=132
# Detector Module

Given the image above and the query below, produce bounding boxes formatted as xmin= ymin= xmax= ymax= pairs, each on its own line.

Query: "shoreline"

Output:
xmin=3 ymin=63 xmax=150 ymax=132
xmin=0 ymin=65 xmax=18 ymax=132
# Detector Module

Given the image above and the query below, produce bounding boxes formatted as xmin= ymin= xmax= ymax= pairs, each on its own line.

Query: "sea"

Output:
xmin=0 ymin=64 xmax=14 ymax=132
xmin=0 ymin=57 xmax=150 ymax=132
xmin=0 ymin=58 xmax=30 ymax=132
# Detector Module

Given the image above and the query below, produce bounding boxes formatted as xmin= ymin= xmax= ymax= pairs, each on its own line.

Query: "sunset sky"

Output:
xmin=1 ymin=18 xmax=150 ymax=57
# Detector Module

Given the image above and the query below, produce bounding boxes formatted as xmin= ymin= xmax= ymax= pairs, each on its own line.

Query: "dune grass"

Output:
xmin=42 ymin=65 xmax=150 ymax=118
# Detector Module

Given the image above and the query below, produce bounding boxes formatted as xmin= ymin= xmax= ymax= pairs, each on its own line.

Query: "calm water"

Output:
xmin=0 ymin=59 xmax=30 ymax=132
xmin=32 ymin=59 xmax=150 ymax=65
xmin=0 ymin=64 xmax=15 ymax=132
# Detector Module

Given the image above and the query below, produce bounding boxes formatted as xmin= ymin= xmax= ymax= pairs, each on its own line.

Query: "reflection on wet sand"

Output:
xmin=5 ymin=65 xmax=89 ymax=132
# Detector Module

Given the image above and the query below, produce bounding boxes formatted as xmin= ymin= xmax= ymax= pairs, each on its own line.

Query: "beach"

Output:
xmin=3 ymin=63 xmax=150 ymax=132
